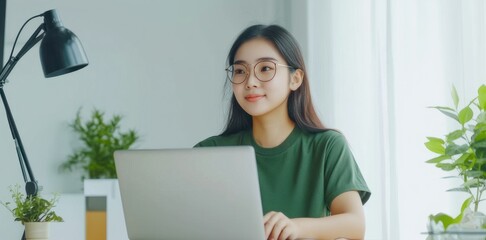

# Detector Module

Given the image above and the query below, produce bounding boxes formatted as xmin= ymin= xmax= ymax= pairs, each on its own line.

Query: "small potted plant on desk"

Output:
xmin=425 ymin=84 xmax=486 ymax=235
xmin=1 ymin=185 xmax=63 ymax=240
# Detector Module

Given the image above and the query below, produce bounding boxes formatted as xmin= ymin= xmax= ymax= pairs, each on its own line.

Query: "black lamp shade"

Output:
xmin=39 ymin=10 xmax=88 ymax=78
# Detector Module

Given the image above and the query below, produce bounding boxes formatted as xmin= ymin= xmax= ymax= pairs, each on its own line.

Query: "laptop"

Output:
xmin=114 ymin=146 xmax=265 ymax=240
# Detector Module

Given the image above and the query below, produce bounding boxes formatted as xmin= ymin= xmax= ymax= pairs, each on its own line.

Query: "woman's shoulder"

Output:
xmin=194 ymin=130 xmax=250 ymax=147
xmin=304 ymin=128 xmax=347 ymax=144
xmin=296 ymin=128 xmax=352 ymax=154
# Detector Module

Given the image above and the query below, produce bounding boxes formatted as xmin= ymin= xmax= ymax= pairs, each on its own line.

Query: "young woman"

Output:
xmin=195 ymin=24 xmax=371 ymax=240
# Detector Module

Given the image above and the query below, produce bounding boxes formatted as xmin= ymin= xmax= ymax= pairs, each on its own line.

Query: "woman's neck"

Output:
xmin=252 ymin=115 xmax=295 ymax=148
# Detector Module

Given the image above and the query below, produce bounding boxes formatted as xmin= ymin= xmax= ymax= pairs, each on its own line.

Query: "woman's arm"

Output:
xmin=263 ymin=191 xmax=365 ymax=240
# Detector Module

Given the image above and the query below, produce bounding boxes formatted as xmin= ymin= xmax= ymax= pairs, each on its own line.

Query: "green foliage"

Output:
xmin=60 ymin=108 xmax=139 ymax=179
xmin=429 ymin=197 xmax=472 ymax=230
xmin=0 ymin=185 xmax=63 ymax=224
xmin=425 ymin=84 xmax=486 ymax=218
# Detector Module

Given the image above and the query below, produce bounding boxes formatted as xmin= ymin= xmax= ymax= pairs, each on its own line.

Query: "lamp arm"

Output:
xmin=0 ymin=23 xmax=47 ymax=197
xmin=0 ymin=24 xmax=45 ymax=86
xmin=15 ymin=24 xmax=45 ymax=62
xmin=0 ymin=89 xmax=37 ymax=194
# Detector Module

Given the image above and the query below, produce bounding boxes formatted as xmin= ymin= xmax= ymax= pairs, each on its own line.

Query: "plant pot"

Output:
xmin=25 ymin=222 xmax=49 ymax=240
xmin=448 ymin=210 xmax=486 ymax=231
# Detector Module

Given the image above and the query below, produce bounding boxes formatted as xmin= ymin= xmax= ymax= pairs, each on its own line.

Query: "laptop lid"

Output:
xmin=114 ymin=146 xmax=265 ymax=240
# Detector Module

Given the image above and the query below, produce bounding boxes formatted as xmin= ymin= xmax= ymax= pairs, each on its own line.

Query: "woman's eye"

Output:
xmin=234 ymin=69 xmax=246 ymax=75
xmin=260 ymin=66 xmax=273 ymax=72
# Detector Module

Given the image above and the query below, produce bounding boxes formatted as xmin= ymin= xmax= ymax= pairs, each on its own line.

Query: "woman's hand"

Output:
xmin=263 ymin=211 xmax=300 ymax=240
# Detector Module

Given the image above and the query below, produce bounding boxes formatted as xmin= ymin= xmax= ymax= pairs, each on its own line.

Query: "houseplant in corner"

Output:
xmin=60 ymin=108 xmax=139 ymax=179
xmin=425 ymin=84 xmax=486 ymax=233
xmin=1 ymin=185 xmax=63 ymax=240
xmin=60 ymin=108 xmax=139 ymax=239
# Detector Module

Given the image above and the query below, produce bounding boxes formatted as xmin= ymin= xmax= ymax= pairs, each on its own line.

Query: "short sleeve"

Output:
xmin=322 ymin=132 xmax=371 ymax=209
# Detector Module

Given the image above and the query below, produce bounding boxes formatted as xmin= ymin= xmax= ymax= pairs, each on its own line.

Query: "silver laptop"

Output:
xmin=114 ymin=146 xmax=265 ymax=240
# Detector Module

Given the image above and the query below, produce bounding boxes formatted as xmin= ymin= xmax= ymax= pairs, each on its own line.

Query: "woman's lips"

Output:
xmin=245 ymin=94 xmax=264 ymax=102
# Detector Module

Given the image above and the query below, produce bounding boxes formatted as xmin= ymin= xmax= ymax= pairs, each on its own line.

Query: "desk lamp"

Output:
xmin=0 ymin=8 xmax=88 ymax=217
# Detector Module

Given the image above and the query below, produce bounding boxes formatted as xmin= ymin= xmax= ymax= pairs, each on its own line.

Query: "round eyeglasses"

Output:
xmin=225 ymin=61 xmax=294 ymax=84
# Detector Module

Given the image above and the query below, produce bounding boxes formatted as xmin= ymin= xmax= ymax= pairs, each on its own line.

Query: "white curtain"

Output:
xmin=295 ymin=0 xmax=486 ymax=239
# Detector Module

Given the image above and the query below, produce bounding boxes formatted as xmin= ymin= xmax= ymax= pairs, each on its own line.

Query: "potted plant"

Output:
xmin=425 ymin=84 xmax=486 ymax=232
xmin=60 ymin=108 xmax=139 ymax=239
xmin=1 ymin=185 xmax=63 ymax=240
xmin=60 ymin=108 xmax=139 ymax=179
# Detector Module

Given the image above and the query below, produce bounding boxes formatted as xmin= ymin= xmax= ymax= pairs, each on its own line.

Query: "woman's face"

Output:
xmin=231 ymin=38 xmax=299 ymax=118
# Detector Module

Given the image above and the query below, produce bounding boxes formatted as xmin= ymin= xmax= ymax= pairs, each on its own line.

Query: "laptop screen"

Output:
xmin=114 ymin=146 xmax=265 ymax=240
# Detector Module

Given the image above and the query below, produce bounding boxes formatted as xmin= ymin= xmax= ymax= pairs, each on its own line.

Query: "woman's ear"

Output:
xmin=289 ymin=69 xmax=304 ymax=91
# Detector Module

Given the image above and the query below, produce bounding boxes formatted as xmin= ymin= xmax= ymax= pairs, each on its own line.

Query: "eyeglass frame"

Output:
xmin=225 ymin=60 xmax=295 ymax=84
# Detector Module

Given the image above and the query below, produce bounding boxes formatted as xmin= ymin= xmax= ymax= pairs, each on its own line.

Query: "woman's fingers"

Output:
xmin=263 ymin=211 xmax=297 ymax=240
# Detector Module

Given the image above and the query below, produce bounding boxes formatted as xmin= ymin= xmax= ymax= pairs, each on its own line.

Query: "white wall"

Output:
xmin=0 ymin=0 xmax=288 ymax=239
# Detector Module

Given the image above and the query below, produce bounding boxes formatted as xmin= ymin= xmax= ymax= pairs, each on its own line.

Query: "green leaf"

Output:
xmin=473 ymin=125 xmax=486 ymax=142
xmin=425 ymin=141 xmax=445 ymax=154
xmin=429 ymin=106 xmax=456 ymax=112
xmin=436 ymin=163 xmax=456 ymax=171
xmin=475 ymin=159 xmax=486 ymax=167
xmin=430 ymin=197 xmax=473 ymax=231
xmin=446 ymin=187 xmax=469 ymax=193
xmin=426 ymin=155 xmax=450 ymax=163
xmin=442 ymin=176 xmax=461 ymax=179
xmin=465 ymin=170 xmax=483 ymax=178
xmin=463 ymin=179 xmax=484 ymax=188
xmin=454 ymin=153 xmax=471 ymax=165
xmin=445 ymin=143 xmax=469 ymax=156
xmin=439 ymin=109 xmax=459 ymax=122
xmin=474 ymin=122 xmax=486 ymax=130
xmin=460 ymin=197 xmax=473 ymax=213
xmin=429 ymin=106 xmax=459 ymax=121
xmin=452 ymin=85 xmax=459 ymax=110
xmin=427 ymin=137 xmax=445 ymax=144
xmin=458 ymin=106 xmax=474 ymax=126
xmin=472 ymin=140 xmax=486 ymax=149
xmin=478 ymin=85 xmax=486 ymax=110
xmin=429 ymin=213 xmax=456 ymax=230
xmin=478 ymin=149 xmax=486 ymax=160
xmin=477 ymin=112 xmax=486 ymax=124
xmin=446 ymin=129 xmax=465 ymax=142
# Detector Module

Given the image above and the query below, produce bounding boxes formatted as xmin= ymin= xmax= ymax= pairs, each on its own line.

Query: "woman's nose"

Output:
xmin=245 ymin=71 xmax=259 ymax=89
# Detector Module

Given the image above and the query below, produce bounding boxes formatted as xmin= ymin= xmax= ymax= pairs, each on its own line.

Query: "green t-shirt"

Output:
xmin=194 ymin=127 xmax=371 ymax=218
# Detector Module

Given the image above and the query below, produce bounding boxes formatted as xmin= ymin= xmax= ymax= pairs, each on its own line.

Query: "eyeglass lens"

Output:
xmin=227 ymin=61 xmax=277 ymax=84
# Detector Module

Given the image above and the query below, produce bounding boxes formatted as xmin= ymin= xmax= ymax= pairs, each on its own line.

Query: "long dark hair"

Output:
xmin=221 ymin=24 xmax=325 ymax=135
